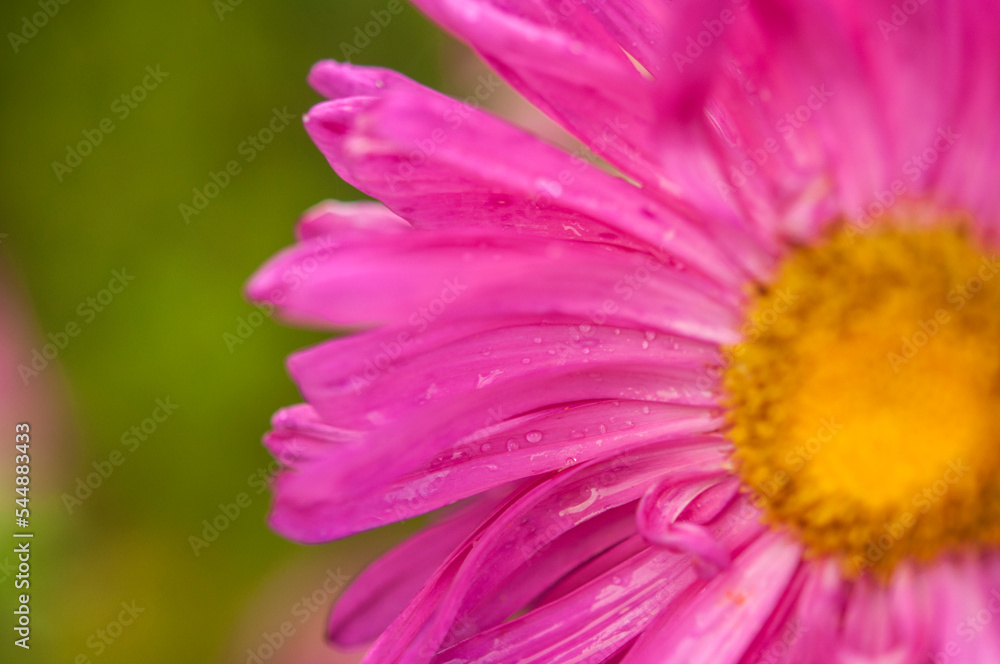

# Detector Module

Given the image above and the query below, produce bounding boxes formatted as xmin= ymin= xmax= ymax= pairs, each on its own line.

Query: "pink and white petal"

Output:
xmin=623 ymin=531 xmax=803 ymax=664
xmin=361 ymin=441 xmax=732 ymax=664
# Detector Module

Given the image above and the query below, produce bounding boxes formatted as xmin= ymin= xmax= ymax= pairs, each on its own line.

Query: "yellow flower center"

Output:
xmin=724 ymin=221 xmax=1000 ymax=575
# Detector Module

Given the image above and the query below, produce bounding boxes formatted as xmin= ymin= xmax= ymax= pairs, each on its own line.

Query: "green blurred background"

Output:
xmin=0 ymin=1 xmax=466 ymax=661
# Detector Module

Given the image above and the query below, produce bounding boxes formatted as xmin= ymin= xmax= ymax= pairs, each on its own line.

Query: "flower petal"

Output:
xmin=623 ymin=530 xmax=803 ymax=664
xmin=327 ymin=491 xmax=505 ymax=648
xmin=432 ymin=492 xmax=764 ymax=664
xmin=294 ymin=199 xmax=410 ymax=242
xmin=361 ymin=441 xmax=732 ymax=664
xmin=303 ymin=60 xmax=755 ymax=287
xmin=247 ymin=230 xmax=741 ymax=340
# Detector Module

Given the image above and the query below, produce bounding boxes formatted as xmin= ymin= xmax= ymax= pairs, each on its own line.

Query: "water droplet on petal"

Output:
xmin=641 ymin=340 xmax=649 ymax=349
xmin=522 ymin=357 xmax=531 ymax=364
xmin=506 ymin=438 xmax=518 ymax=451
xmin=533 ymin=336 xmax=542 ymax=344
xmin=525 ymin=430 xmax=543 ymax=443
xmin=645 ymin=330 xmax=656 ymax=341
xmin=480 ymin=443 xmax=492 ymax=452
xmin=579 ymin=324 xmax=592 ymax=333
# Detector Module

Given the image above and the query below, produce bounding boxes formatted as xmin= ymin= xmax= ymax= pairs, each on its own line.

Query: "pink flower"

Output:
xmin=248 ymin=1 xmax=1000 ymax=662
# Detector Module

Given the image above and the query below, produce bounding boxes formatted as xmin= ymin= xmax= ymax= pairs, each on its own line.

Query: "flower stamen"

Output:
xmin=725 ymin=222 xmax=1000 ymax=574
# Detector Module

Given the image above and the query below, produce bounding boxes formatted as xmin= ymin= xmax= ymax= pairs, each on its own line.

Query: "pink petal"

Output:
xmin=327 ymin=491 xmax=505 ymax=648
xmin=246 ymin=230 xmax=740 ymax=340
xmin=432 ymin=492 xmax=764 ymax=664
xmin=623 ymin=531 xmax=803 ymax=664
xmin=409 ymin=0 xmax=656 ymax=175
xmin=636 ymin=475 xmax=742 ymax=577
xmin=294 ymin=200 xmax=410 ymax=242
xmin=303 ymin=61 xmax=754 ymax=287
xmin=269 ymin=405 xmax=724 ymax=543
xmin=407 ymin=0 xmax=779 ymax=276
xmin=361 ymin=442 xmax=732 ymax=664
xmin=266 ymin=322 xmax=727 ymax=541
xmin=920 ymin=555 xmax=1000 ymax=664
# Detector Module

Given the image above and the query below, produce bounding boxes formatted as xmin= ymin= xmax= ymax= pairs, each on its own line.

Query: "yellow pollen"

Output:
xmin=724 ymin=222 xmax=1000 ymax=575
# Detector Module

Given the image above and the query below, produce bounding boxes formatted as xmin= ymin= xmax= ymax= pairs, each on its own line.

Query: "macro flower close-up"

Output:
xmin=243 ymin=0 xmax=1000 ymax=662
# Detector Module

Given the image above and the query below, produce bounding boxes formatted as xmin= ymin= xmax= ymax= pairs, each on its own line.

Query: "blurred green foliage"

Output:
xmin=0 ymin=0 xmax=450 ymax=661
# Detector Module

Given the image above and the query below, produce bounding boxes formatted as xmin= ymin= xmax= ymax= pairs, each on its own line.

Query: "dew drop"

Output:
xmin=533 ymin=336 xmax=542 ymax=344
xmin=579 ymin=324 xmax=592 ymax=333
xmin=506 ymin=438 xmax=518 ymax=451
xmin=480 ymin=443 xmax=492 ymax=452
xmin=525 ymin=430 xmax=543 ymax=443
xmin=644 ymin=330 xmax=656 ymax=341
xmin=522 ymin=357 xmax=531 ymax=364
xmin=599 ymin=424 xmax=607 ymax=434
xmin=641 ymin=340 xmax=650 ymax=350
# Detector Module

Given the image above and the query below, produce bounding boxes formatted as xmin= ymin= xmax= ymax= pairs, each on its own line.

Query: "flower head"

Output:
xmin=248 ymin=1 xmax=1000 ymax=661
